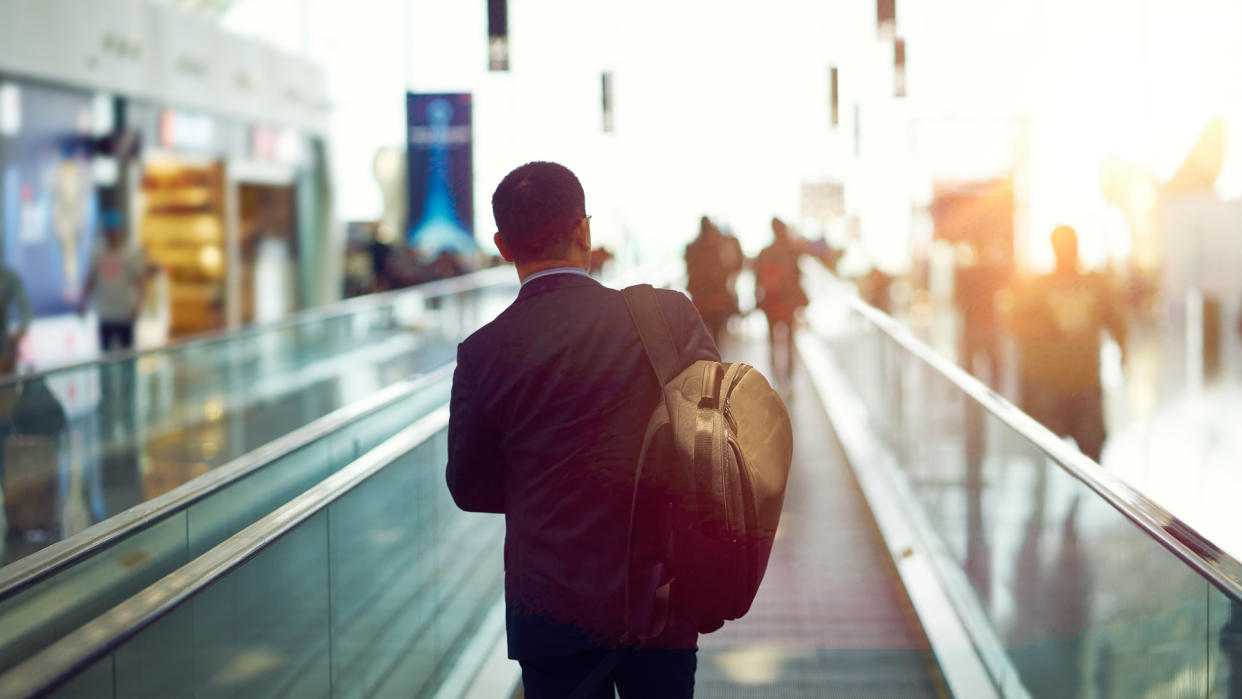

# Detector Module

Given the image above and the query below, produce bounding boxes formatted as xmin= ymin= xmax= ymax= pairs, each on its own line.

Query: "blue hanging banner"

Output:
xmin=406 ymin=93 xmax=476 ymax=257
xmin=2 ymin=81 xmax=98 ymax=317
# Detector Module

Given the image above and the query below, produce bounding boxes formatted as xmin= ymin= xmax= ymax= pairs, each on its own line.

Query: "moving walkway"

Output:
xmin=3 ymin=262 xmax=1236 ymax=697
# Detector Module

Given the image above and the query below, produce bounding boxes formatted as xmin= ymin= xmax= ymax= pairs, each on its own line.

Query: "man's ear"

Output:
xmin=574 ymin=218 xmax=592 ymax=252
xmin=493 ymin=232 xmax=515 ymax=262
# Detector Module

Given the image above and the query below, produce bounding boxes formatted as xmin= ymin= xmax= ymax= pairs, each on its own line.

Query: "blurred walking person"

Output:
xmin=367 ymin=226 xmax=394 ymax=292
xmin=0 ymin=265 xmax=32 ymax=375
xmin=954 ymin=240 xmax=1010 ymax=387
xmin=3 ymin=376 xmax=67 ymax=541
xmin=684 ymin=216 xmax=743 ymax=342
xmin=1010 ymin=226 xmax=1126 ymax=462
xmin=0 ymin=265 xmax=32 ymax=540
xmin=754 ymin=217 xmax=809 ymax=391
xmin=78 ymin=212 xmax=146 ymax=352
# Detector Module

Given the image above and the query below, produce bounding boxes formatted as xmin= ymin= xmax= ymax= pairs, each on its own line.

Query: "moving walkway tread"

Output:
xmin=693 ymin=339 xmax=945 ymax=697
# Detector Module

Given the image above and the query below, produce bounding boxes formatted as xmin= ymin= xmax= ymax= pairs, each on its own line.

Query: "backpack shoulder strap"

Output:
xmin=622 ymin=284 xmax=681 ymax=384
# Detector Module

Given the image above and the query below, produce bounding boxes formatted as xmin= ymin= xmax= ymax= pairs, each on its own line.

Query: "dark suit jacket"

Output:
xmin=447 ymin=272 xmax=719 ymax=659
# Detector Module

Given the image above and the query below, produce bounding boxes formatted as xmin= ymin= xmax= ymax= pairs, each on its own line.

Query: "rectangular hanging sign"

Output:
xmin=406 ymin=93 xmax=476 ymax=256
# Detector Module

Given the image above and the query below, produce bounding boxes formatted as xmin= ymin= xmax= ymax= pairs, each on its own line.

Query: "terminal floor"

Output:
xmin=692 ymin=326 xmax=943 ymax=697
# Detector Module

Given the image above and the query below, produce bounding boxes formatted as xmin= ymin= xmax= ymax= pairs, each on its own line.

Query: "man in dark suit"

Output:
xmin=447 ymin=161 xmax=719 ymax=698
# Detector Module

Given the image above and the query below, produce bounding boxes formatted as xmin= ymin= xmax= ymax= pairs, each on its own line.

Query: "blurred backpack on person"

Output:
xmin=3 ymin=378 xmax=67 ymax=537
xmin=621 ymin=284 xmax=793 ymax=639
xmin=754 ymin=236 xmax=809 ymax=320
xmin=12 ymin=378 xmax=67 ymax=436
xmin=685 ymin=218 xmax=744 ymax=340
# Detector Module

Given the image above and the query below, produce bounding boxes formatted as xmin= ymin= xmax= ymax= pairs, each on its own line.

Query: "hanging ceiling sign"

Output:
xmin=488 ymin=0 xmax=509 ymax=71
xmin=878 ymin=0 xmax=896 ymax=38
xmin=406 ymin=93 xmax=476 ymax=257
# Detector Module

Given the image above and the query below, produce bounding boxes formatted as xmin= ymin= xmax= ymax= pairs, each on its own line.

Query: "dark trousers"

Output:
xmin=99 ymin=322 xmax=135 ymax=352
xmin=98 ymin=323 xmax=137 ymax=435
xmin=519 ymin=649 xmax=696 ymax=699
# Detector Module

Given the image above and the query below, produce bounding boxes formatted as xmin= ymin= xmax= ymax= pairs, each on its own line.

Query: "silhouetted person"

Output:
xmin=684 ymin=216 xmax=743 ymax=341
xmin=0 ymin=265 xmax=32 ymax=374
xmin=79 ymin=213 xmax=146 ymax=352
xmin=1204 ymin=295 xmax=1224 ymax=380
xmin=1011 ymin=226 xmax=1126 ymax=462
xmin=447 ymin=161 xmax=718 ymax=698
xmin=367 ymin=228 xmax=393 ymax=292
xmin=0 ymin=264 xmax=28 ymax=542
xmin=754 ymin=217 xmax=809 ymax=390
xmin=954 ymin=241 xmax=1009 ymax=386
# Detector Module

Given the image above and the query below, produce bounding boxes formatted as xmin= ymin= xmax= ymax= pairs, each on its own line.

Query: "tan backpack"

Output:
xmin=621 ymin=284 xmax=793 ymax=637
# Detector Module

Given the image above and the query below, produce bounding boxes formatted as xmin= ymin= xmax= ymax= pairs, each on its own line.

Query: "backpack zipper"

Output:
xmin=721 ymin=364 xmax=749 ymax=433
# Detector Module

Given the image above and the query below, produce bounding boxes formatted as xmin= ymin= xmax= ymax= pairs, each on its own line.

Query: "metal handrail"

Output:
xmin=0 ymin=262 xmax=683 ymax=598
xmin=0 ymin=362 xmax=455 ymax=601
xmin=0 ymin=405 xmax=452 ymax=699
xmin=2 ymin=265 xmax=515 ymax=388
xmin=835 ymin=278 xmax=1242 ymax=604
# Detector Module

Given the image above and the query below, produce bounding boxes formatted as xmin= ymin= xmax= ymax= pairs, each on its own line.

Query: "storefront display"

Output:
xmin=138 ymin=156 xmax=226 ymax=337
xmin=238 ymin=182 xmax=298 ymax=324
xmin=0 ymin=90 xmax=325 ymax=351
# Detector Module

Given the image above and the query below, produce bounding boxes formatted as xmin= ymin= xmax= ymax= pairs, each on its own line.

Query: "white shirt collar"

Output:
xmin=520 ymin=266 xmax=592 ymax=287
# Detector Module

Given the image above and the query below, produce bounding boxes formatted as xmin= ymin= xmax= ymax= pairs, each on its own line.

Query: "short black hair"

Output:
xmin=492 ymin=161 xmax=585 ymax=262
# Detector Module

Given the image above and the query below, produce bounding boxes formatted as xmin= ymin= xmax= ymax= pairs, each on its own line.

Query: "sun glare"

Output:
xmin=1020 ymin=0 xmax=1242 ymax=271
